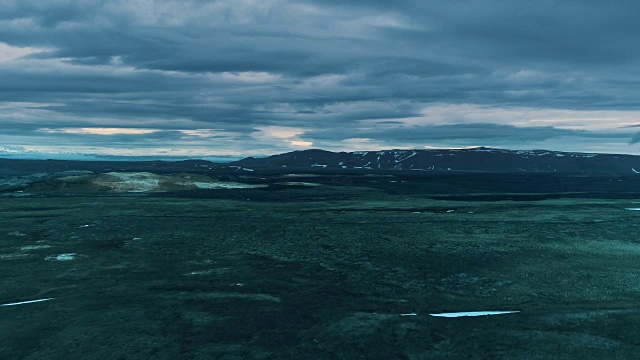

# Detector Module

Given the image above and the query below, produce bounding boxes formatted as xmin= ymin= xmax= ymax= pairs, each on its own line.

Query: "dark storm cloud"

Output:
xmin=307 ymin=123 xmax=630 ymax=143
xmin=0 ymin=1 xmax=95 ymax=27
xmin=2 ymin=0 xmax=640 ymax=155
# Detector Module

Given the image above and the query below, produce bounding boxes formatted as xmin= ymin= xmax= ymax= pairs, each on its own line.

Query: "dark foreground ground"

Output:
xmin=2 ymin=172 xmax=640 ymax=359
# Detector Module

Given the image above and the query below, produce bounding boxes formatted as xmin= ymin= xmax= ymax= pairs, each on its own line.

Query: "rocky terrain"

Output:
xmin=1 ymin=171 xmax=266 ymax=193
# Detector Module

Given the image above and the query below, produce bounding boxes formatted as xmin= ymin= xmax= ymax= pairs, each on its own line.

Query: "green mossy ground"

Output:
xmin=2 ymin=175 xmax=640 ymax=359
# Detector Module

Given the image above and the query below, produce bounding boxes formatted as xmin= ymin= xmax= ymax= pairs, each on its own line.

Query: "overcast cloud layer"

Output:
xmin=2 ymin=0 xmax=640 ymax=158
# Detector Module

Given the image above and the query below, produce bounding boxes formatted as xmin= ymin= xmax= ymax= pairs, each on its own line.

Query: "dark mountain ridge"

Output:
xmin=233 ymin=147 xmax=640 ymax=174
xmin=3 ymin=147 xmax=640 ymax=176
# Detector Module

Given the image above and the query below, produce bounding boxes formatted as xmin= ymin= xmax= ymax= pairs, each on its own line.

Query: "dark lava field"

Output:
xmin=2 ymin=168 xmax=640 ymax=359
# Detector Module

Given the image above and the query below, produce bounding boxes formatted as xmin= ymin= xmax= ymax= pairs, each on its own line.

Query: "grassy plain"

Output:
xmin=2 ymin=173 xmax=640 ymax=359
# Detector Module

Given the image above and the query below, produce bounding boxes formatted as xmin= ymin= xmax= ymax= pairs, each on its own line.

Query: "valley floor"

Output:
xmin=2 ymin=175 xmax=640 ymax=359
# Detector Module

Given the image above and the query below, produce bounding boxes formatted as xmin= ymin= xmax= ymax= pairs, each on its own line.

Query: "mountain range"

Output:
xmin=2 ymin=147 xmax=640 ymax=176
xmin=232 ymin=147 xmax=640 ymax=174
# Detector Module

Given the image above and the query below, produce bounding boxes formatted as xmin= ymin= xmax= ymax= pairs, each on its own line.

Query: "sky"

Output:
xmin=2 ymin=0 xmax=640 ymax=159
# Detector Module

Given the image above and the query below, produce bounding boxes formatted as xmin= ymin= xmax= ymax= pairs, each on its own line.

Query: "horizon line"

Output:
xmin=1 ymin=145 xmax=637 ymax=162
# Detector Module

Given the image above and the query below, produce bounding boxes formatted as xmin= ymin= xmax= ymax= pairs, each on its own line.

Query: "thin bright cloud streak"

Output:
xmin=39 ymin=128 xmax=162 ymax=135
xmin=0 ymin=42 xmax=48 ymax=63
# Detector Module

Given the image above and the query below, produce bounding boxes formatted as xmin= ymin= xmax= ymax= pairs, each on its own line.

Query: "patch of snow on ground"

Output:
xmin=21 ymin=245 xmax=52 ymax=251
xmin=180 ymin=181 xmax=266 ymax=189
xmin=45 ymin=253 xmax=77 ymax=261
xmin=0 ymin=253 xmax=29 ymax=260
xmin=207 ymin=182 xmax=266 ymax=189
xmin=396 ymin=151 xmax=417 ymax=162
xmin=430 ymin=311 xmax=519 ymax=317
xmin=284 ymin=174 xmax=321 ymax=177
xmin=187 ymin=270 xmax=215 ymax=275
xmin=0 ymin=298 xmax=54 ymax=307
xmin=278 ymin=182 xmax=321 ymax=187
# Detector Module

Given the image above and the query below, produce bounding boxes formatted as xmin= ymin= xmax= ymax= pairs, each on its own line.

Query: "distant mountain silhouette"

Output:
xmin=3 ymin=147 xmax=640 ymax=175
xmin=233 ymin=147 xmax=640 ymax=174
